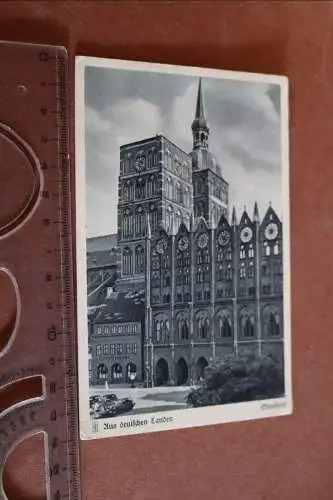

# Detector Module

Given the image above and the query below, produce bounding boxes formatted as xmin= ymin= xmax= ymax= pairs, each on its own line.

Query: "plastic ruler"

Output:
xmin=0 ymin=42 xmax=81 ymax=499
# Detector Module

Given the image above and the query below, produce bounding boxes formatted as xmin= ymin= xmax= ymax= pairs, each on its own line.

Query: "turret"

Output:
xmin=191 ymin=78 xmax=209 ymax=150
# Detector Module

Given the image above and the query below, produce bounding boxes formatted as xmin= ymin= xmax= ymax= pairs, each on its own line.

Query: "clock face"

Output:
xmin=156 ymin=239 xmax=167 ymax=255
xmin=197 ymin=233 xmax=208 ymax=249
xmin=218 ymin=230 xmax=230 ymax=247
xmin=264 ymin=222 xmax=278 ymax=240
xmin=135 ymin=154 xmax=145 ymax=171
xmin=240 ymin=226 xmax=253 ymax=243
xmin=178 ymin=236 xmax=189 ymax=252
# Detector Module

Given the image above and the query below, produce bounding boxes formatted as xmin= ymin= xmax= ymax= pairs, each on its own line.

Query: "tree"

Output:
xmin=186 ymin=353 xmax=284 ymax=408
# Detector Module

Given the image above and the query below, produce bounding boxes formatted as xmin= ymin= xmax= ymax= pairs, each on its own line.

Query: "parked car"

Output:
xmin=89 ymin=393 xmax=135 ymax=419
xmin=113 ymin=397 xmax=135 ymax=415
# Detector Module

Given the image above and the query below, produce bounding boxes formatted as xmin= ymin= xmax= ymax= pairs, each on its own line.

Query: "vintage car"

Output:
xmin=89 ymin=393 xmax=135 ymax=419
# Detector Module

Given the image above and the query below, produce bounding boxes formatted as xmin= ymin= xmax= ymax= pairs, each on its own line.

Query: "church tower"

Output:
xmin=191 ymin=79 xmax=229 ymax=228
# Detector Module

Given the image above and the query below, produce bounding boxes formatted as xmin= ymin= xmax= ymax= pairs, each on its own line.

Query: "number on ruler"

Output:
xmin=47 ymin=325 xmax=57 ymax=341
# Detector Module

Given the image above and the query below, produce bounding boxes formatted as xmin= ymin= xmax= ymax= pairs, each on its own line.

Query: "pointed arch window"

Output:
xmin=196 ymin=202 xmax=205 ymax=218
xmin=152 ymin=148 xmax=157 ymax=167
xmin=136 ymin=179 xmax=145 ymax=200
xmin=241 ymin=312 xmax=255 ymax=337
xmin=263 ymin=308 xmax=281 ymax=337
xmin=135 ymin=208 xmax=145 ymax=235
xmin=204 ymin=317 xmax=209 ymax=338
xmin=168 ymin=152 xmax=172 ymax=169
xmin=216 ymin=249 xmax=223 ymax=262
xmin=150 ymin=209 xmax=158 ymax=231
xmin=196 ymin=179 xmax=205 ymax=194
xmin=196 ymin=268 xmax=203 ymax=283
xmin=176 ymin=315 xmax=189 ymax=341
xmin=148 ymin=150 xmax=153 ymax=168
xmin=164 ymin=320 xmax=170 ymax=341
xmin=240 ymin=245 xmax=246 ymax=259
xmin=217 ymin=314 xmax=232 ymax=338
xmin=154 ymin=316 xmax=170 ymax=343
xmin=169 ymin=178 xmax=174 ymax=199
xmin=264 ymin=242 xmax=271 ymax=256
xmin=197 ymin=317 xmax=203 ymax=337
xmin=147 ymin=176 xmax=153 ymax=197
xmin=123 ymin=183 xmax=129 ymax=202
xmin=156 ymin=320 xmax=161 ymax=342
xmin=274 ymin=243 xmax=279 ymax=255
xmin=181 ymin=319 xmax=189 ymax=339
xmin=217 ymin=265 xmax=223 ymax=281
xmin=226 ymin=264 xmax=232 ymax=280
xmin=269 ymin=312 xmax=280 ymax=336
xmin=169 ymin=178 xmax=173 ymax=199
xmin=248 ymin=244 xmax=254 ymax=258
xmin=175 ymin=182 xmax=181 ymax=203
xmin=240 ymin=262 xmax=246 ymax=279
xmin=175 ymin=210 xmax=181 ymax=232
xmin=204 ymin=265 xmax=210 ymax=283
xmin=177 ymin=318 xmax=182 ymax=339
xmin=135 ymin=245 xmax=145 ymax=274
xmin=165 ymin=177 xmax=169 ymax=198
xmin=123 ymin=248 xmax=133 ymax=276
xmin=124 ymin=157 xmax=129 ymax=174
xmin=183 ymin=268 xmax=190 ymax=285
xmin=123 ymin=209 xmax=133 ymax=239
xmin=196 ymin=314 xmax=209 ymax=339
xmin=184 ymin=187 xmax=189 ymax=207
xmin=127 ymin=182 xmax=133 ymax=201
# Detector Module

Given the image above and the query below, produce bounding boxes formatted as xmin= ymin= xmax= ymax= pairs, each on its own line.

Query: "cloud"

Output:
xmin=83 ymin=66 xmax=283 ymax=237
xmin=85 ymin=97 xmax=162 ymax=237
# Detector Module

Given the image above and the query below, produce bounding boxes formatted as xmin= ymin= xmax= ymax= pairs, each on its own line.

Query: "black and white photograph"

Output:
xmin=75 ymin=57 xmax=292 ymax=439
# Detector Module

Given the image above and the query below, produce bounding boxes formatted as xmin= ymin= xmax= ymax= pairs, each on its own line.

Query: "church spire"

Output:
xmin=195 ymin=79 xmax=207 ymax=124
xmin=191 ymin=78 xmax=209 ymax=150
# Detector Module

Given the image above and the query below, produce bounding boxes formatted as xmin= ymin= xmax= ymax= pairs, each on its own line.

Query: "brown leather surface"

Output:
xmin=1 ymin=1 xmax=333 ymax=499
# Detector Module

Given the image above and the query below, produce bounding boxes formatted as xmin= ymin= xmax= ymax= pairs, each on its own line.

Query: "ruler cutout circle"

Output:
xmin=0 ymin=122 xmax=43 ymax=239
xmin=0 ymin=266 xmax=21 ymax=359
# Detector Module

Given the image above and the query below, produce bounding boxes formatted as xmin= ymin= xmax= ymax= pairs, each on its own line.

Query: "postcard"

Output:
xmin=75 ymin=56 xmax=291 ymax=439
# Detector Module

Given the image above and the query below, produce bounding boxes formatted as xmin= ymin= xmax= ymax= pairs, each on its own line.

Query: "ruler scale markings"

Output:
xmin=0 ymin=43 xmax=81 ymax=500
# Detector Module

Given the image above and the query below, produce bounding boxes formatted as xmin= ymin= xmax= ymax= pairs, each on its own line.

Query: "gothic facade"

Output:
xmin=144 ymin=204 xmax=283 ymax=387
xmin=89 ymin=78 xmax=284 ymax=387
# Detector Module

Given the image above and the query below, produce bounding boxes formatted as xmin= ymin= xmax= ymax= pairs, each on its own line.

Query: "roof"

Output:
xmin=191 ymin=78 xmax=209 ymax=132
xmin=94 ymin=289 xmax=146 ymax=324
xmin=120 ymin=134 xmax=190 ymax=160
xmin=160 ymin=135 xmax=191 ymax=159
xmin=88 ymin=272 xmax=117 ymax=306
xmin=191 ymin=149 xmax=222 ymax=176
xmin=120 ymin=134 xmax=162 ymax=150
xmin=86 ymin=234 xmax=117 ymax=252
xmin=87 ymin=249 xmax=117 ymax=269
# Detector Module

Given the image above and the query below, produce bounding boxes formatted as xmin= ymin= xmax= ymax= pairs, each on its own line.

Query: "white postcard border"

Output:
xmin=75 ymin=55 xmax=292 ymax=440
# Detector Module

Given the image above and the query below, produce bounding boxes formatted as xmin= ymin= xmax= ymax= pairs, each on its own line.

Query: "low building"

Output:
xmin=89 ymin=290 xmax=145 ymax=385
xmin=86 ymin=234 xmax=118 ymax=348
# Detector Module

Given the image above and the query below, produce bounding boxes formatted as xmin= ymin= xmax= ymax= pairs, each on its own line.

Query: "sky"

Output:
xmin=83 ymin=63 xmax=283 ymax=238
